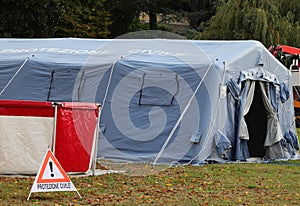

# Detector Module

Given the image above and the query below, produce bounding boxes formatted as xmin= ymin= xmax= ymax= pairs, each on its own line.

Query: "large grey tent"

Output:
xmin=0 ymin=38 xmax=298 ymax=165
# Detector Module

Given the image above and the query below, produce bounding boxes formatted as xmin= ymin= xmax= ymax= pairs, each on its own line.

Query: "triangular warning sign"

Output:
xmin=37 ymin=149 xmax=70 ymax=183
xmin=27 ymin=149 xmax=81 ymax=201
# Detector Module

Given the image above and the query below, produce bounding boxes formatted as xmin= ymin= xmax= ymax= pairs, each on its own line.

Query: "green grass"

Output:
xmin=1 ymin=129 xmax=299 ymax=205
xmin=1 ymin=163 xmax=300 ymax=205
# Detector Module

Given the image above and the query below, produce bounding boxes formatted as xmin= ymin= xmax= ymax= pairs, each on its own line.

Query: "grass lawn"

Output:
xmin=1 ymin=162 xmax=300 ymax=205
xmin=1 ymin=129 xmax=299 ymax=205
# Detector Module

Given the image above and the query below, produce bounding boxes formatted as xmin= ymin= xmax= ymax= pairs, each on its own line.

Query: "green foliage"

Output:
xmin=56 ymin=0 xmax=111 ymax=38
xmin=185 ymin=0 xmax=221 ymax=31
xmin=105 ymin=0 xmax=191 ymax=37
xmin=105 ymin=0 xmax=141 ymax=38
xmin=0 ymin=0 xmax=63 ymax=37
xmin=0 ymin=0 xmax=298 ymax=44
xmin=193 ymin=0 xmax=300 ymax=47
xmin=0 ymin=0 xmax=111 ymax=38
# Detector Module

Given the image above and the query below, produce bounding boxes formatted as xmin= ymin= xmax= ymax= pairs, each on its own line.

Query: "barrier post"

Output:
xmin=52 ymin=102 xmax=59 ymax=154
xmin=92 ymin=104 xmax=101 ymax=176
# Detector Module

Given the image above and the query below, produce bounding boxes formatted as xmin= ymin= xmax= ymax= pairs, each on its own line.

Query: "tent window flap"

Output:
xmin=139 ymin=73 xmax=178 ymax=106
xmin=48 ymin=70 xmax=78 ymax=101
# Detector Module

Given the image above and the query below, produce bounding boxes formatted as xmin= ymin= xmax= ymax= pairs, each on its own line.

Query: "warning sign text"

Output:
xmin=37 ymin=182 xmax=72 ymax=190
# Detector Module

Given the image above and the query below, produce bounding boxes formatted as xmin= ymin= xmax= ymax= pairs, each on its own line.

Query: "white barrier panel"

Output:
xmin=0 ymin=100 xmax=54 ymax=174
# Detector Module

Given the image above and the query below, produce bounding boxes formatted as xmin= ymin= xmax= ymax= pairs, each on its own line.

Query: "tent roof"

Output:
xmin=0 ymin=38 xmax=290 ymax=100
xmin=0 ymin=38 xmax=277 ymax=65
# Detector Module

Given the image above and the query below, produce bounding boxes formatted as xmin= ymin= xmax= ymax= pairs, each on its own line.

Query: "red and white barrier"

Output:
xmin=0 ymin=100 xmax=99 ymax=175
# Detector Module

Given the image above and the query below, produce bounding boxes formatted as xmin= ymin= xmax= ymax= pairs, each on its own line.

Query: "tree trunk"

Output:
xmin=149 ymin=10 xmax=157 ymax=30
xmin=189 ymin=0 xmax=206 ymax=30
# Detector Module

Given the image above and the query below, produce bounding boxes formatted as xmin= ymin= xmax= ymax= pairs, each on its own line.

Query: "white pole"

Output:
xmin=52 ymin=103 xmax=59 ymax=154
xmin=153 ymin=63 xmax=213 ymax=165
xmin=26 ymin=192 xmax=32 ymax=201
xmin=76 ymin=190 xmax=82 ymax=199
xmin=92 ymin=104 xmax=101 ymax=176
xmin=187 ymin=62 xmax=227 ymax=164
xmin=0 ymin=57 xmax=29 ymax=96
xmin=90 ymin=61 xmax=116 ymax=175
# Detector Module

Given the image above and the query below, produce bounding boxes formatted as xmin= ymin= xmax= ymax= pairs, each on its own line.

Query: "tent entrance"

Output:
xmin=245 ymin=81 xmax=268 ymax=157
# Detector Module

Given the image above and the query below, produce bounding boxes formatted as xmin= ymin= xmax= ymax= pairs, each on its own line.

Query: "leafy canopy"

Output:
xmin=194 ymin=0 xmax=300 ymax=47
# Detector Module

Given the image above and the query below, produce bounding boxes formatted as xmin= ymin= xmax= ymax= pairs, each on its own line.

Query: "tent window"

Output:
xmin=48 ymin=70 xmax=78 ymax=102
xmin=138 ymin=73 xmax=179 ymax=106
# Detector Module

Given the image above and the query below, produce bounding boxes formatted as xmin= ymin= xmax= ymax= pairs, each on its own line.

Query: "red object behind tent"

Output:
xmin=54 ymin=102 xmax=99 ymax=173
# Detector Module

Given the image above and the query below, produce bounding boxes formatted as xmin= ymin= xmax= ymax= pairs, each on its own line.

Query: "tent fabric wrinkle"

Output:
xmin=238 ymin=80 xmax=256 ymax=140
xmin=268 ymin=83 xmax=279 ymax=112
xmin=239 ymin=68 xmax=280 ymax=84
xmin=190 ymin=129 xmax=202 ymax=144
xmin=284 ymin=129 xmax=299 ymax=150
xmin=279 ymin=82 xmax=290 ymax=103
xmin=215 ymin=130 xmax=232 ymax=159
xmin=255 ymin=50 xmax=264 ymax=67
xmin=227 ymin=79 xmax=241 ymax=101
xmin=258 ymin=81 xmax=283 ymax=147
xmin=264 ymin=141 xmax=287 ymax=160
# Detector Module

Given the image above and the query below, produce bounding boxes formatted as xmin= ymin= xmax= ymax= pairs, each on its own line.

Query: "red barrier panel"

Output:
xmin=0 ymin=100 xmax=54 ymax=116
xmin=54 ymin=102 xmax=99 ymax=173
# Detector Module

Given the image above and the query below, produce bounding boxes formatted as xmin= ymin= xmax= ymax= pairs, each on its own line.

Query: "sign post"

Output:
xmin=27 ymin=149 xmax=82 ymax=201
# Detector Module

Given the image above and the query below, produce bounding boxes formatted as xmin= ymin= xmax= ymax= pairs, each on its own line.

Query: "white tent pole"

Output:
xmin=187 ymin=62 xmax=228 ymax=164
xmin=52 ymin=103 xmax=59 ymax=154
xmin=101 ymin=60 xmax=117 ymax=109
xmin=92 ymin=104 xmax=101 ymax=176
xmin=153 ymin=62 xmax=213 ymax=165
xmin=0 ymin=57 xmax=29 ymax=96
xmin=91 ymin=60 xmax=117 ymax=175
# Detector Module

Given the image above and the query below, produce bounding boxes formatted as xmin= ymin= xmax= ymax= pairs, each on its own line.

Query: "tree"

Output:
xmin=276 ymin=0 xmax=300 ymax=47
xmin=0 ymin=0 xmax=111 ymax=38
xmin=105 ymin=0 xmax=140 ymax=38
xmin=187 ymin=0 xmax=221 ymax=31
xmin=136 ymin=0 xmax=187 ymax=30
xmin=0 ymin=0 xmax=63 ymax=37
xmin=106 ymin=0 xmax=193 ymax=37
xmin=56 ymin=0 xmax=111 ymax=38
xmin=194 ymin=0 xmax=300 ymax=47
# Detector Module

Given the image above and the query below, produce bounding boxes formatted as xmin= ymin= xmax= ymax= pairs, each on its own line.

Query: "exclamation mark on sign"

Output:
xmin=49 ymin=161 xmax=54 ymax=177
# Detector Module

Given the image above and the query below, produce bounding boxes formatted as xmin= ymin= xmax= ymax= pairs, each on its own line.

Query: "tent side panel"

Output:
xmin=54 ymin=102 xmax=98 ymax=173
